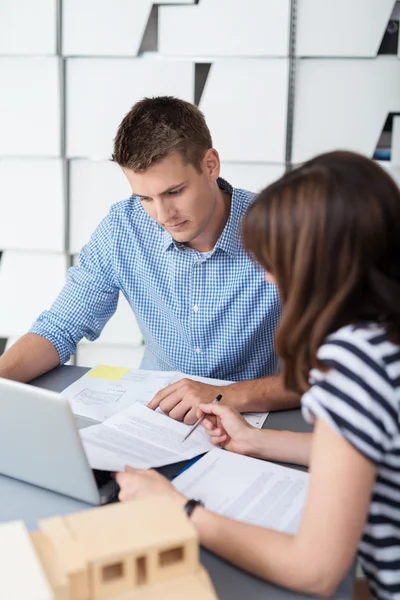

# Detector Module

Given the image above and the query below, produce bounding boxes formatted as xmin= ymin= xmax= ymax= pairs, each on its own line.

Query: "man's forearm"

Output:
xmin=0 ymin=333 xmax=60 ymax=383
xmin=227 ymin=374 xmax=300 ymax=412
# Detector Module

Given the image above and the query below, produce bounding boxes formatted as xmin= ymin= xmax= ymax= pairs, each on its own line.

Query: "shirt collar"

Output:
xmin=162 ymin=178 xmax=240 ymax=257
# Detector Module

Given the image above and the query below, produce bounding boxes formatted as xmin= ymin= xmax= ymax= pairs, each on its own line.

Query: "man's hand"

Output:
xmin=147 ymin=373 xmax=300 ymax=424
xmin=147 ymin=379 xmax=228 ymax=424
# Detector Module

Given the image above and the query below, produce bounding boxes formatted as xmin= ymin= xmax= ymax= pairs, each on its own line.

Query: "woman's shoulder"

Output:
xmin=302 ymin=324 xmax=400 ymax=463
xmin=318 ymin=323 xmax=400 ymax=381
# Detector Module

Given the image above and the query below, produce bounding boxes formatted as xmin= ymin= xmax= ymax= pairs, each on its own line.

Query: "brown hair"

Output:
xmin=243 ymin=151 xmax=400 ymax=394
xmin=111 ymin=96 xmax=212 ymax=172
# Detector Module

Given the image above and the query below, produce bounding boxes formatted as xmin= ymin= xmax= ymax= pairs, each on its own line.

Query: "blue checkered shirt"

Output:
xmin=30 ymin=179 xmax=281 ymax=381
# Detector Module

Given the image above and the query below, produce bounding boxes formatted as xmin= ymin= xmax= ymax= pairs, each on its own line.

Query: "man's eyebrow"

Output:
xmin=134 ymin=181 xmax=187 ymax=199
xmin=160 ymin=181 xmax=187 ymax=195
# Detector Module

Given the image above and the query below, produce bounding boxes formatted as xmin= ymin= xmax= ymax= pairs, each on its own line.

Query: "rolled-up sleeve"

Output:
xmin=29 ymin=213 xmax=119 ymax=364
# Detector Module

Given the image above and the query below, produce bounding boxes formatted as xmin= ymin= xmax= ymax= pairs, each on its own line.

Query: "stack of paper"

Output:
xmin=173 ymin=449 xmax=309 ymax=534
xmin=61 ymin=365 xmax=269 ymax=473
xmin=80 ymin=403 xmax=214 ymax=472
xmin=62 ymin=365 xmax=268 ymax=428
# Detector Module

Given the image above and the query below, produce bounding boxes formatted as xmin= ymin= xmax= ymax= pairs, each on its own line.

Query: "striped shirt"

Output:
xmin=29 ymin=178 xmax=281 ymax=380
xmin=302 ymin=324 xmax=400 ymax=599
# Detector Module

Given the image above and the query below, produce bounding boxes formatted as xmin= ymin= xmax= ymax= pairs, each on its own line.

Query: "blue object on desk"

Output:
xmin=168 ymin=454 xmax=204 ymax=481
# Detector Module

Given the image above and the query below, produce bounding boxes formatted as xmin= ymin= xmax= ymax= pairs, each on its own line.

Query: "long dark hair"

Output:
xmin=242 ymin=151 xmax=400 ymax=393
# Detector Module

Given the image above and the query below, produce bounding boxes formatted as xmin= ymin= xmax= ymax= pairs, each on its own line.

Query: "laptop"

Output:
xmin=0 ymin=378 xmax=119 ymax=505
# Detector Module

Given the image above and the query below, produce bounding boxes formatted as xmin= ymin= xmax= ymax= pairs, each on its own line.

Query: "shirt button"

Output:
xmin=193 ymin=305 xmax=199 ymax=312
xmin=195 ymin=347 xmax=202 ymax=354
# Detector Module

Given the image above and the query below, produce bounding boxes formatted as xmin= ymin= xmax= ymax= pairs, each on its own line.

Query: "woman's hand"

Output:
xmin=199 ymin=402 xmax=257 ymax=456
xmin=115 ymin=466 xmax=187 ymax=506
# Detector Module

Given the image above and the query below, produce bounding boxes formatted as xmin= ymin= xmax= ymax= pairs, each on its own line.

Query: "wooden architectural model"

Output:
xmin=0 ymin=496 xmax=218 ymax=600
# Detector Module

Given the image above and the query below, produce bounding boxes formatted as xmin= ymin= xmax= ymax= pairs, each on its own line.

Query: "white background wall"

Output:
xmin=0 ymin=0 xmax=399 ymax=366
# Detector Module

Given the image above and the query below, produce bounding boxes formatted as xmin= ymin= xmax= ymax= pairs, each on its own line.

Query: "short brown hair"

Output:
xmin=243 ymin=151 xmax=400 ymax=394
xmin=111 ymin=96 xmax=212 ymax=172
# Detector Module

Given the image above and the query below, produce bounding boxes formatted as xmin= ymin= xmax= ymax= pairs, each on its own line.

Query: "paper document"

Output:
xmin=63 ymin=368 xmax=178 ymax=422
xmin=173 ymin=449 xmax=309 ymax=534
xmin=63 ymin=366 xmax=268 ymax=428
xmin=80 ymin=403 xmax=214 ymax=472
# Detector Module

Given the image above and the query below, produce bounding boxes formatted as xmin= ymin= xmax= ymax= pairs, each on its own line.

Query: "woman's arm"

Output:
xmin=191 ymin=419 xmax=376 ymax=596
xmin=117 ymin=419 xmax=376 ymax=597
xmin=239 ymin=427 xmax=312 ymax=466
xmin=199 ymin=402 xmax=312 ymax=466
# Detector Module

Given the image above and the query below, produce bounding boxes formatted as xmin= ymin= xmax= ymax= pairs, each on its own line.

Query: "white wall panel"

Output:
xmin=63 ymin=0 xmax=152 ymax=57
xmin=200 ymin=59 xmax=288 ymax=163
xmin=296 ymin=0 xmax=395 ymax=57
xmin=62 ymin=0 xmax=196 ymax=57
xmin=0 ymin=251 xmax=67 ymax=337
xmin=76 ymin=343 xmax=144 ymax=369
xmin=0 ymin=58 xmax=60 ymax=156
xmin=391 ymin=166 xmax=400 ymax=188
xmin=159 ymin=0 xmax=290 ymax=57
xmin=0 ymin=159 xmax=64 ymax=251
xmin=220 ymin=163 xmax=285 ymax=193
xmin=381 ymin=163 xmax=400 ymax=188
xmin=0 ymin=0 xmax=56 ymax=55
xmin=69 ymin=159 xmax=131 ymax=253
xmin=66 ymin=58 xmax=194 ymax=158
xmin=293 ymin=58 xmax=400 ymax=163
xmin=79 ymin=293 xmax=143 ymax=347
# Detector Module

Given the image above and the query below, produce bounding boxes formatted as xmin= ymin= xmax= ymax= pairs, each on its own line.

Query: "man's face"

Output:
xmin=122 ymin=151 xmax=220 ymax=245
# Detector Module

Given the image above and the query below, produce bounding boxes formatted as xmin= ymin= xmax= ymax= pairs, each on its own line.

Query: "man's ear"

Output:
xmin=202 ymin=148 xmax=220 ymax=180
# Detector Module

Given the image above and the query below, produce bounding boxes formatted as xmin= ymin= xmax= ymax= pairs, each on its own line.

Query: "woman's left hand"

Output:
xmin=115 ymin=466 xmax=187 ymax=507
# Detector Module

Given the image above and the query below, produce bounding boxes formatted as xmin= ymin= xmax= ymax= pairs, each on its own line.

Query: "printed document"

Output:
xmin=62 ymin=365 xmax=268 ymax=428
xmin=63 ymin=367 xmax=176 ymax=422
xmin=80 ymin=403 xmax=214 ymax=472
xmin=173 ymin=449 xmax=309 ymax=534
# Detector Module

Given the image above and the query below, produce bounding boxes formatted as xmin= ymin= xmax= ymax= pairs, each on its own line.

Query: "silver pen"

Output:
xmin=182 ymin=394 xmax=222 ymax=442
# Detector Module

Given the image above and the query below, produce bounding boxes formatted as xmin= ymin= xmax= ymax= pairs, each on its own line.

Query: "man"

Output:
xmin=0 ymin=97 xmax=298 ymax=423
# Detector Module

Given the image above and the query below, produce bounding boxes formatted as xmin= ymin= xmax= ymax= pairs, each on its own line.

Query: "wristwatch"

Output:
xmin=184 ymin=498 xmax=204 ymax=518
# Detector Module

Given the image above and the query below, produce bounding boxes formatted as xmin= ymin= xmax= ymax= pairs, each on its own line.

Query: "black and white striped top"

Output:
xmin=302 ymin=324 xmax=400 ymax=600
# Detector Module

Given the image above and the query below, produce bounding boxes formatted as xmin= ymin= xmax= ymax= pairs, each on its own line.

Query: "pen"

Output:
xmin=182 ymin=394 xmax=222 ymax=442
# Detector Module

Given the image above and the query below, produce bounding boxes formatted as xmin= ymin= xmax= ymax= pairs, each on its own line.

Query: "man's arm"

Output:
xmin=0 ymin=213 xmax=119 ymax=383
xmin=147 ymin=373 xmax=300 ymax=424
xmin=228 ymin=374 xmax=300 ymax=412
xmin=0 ymin=334 xmax=60 ymax=382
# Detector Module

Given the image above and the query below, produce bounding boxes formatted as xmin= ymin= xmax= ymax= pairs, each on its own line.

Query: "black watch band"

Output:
xmin=184 ymin=498 xmax=204 ymax=518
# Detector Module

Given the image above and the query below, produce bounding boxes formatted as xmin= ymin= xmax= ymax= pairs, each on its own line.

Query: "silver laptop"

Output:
xmin=0 ymin=378 xmax=119 ymax=505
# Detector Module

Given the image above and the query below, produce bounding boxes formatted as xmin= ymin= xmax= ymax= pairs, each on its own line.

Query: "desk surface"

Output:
xmin=0 ymin=365 xmax=354 ymax=600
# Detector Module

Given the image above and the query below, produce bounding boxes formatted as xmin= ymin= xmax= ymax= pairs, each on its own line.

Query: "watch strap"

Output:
xmin=184 ymin=498 xmax=204 ymax=518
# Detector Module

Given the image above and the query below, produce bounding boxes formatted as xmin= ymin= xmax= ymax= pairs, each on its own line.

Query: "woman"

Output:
xmin=116 ymin=151 xmax=400 ymax=599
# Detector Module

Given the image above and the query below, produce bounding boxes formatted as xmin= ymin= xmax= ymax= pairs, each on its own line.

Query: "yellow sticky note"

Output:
xmin=87 ymin=365 xmax=130 ymax=381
